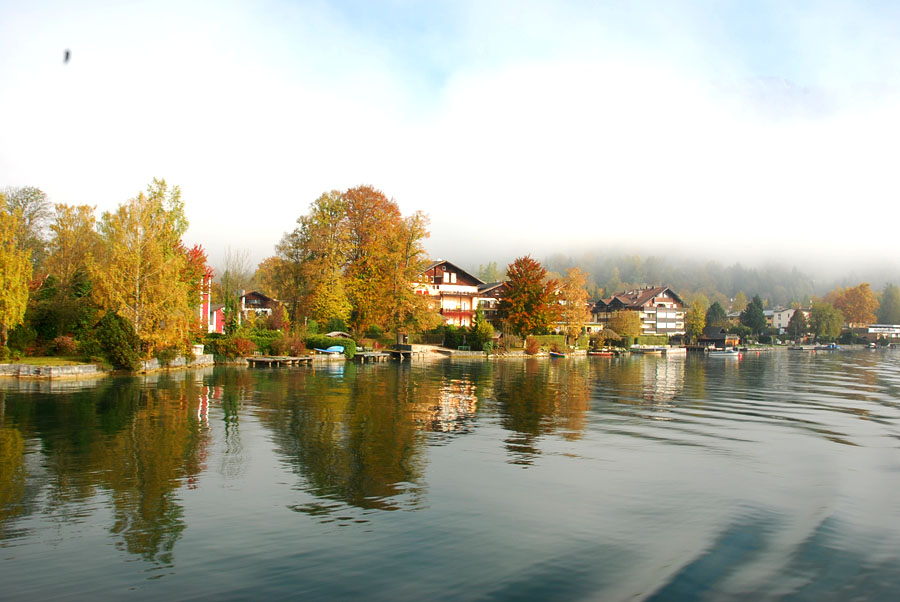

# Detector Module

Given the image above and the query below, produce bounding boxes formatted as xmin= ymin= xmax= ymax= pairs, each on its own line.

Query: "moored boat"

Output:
xmin=549 ymin=351 xmax=566 ymax=358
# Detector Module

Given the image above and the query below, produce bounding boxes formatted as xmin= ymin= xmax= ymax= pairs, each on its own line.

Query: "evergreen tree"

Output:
xmin=877 ymin=283 xmax=900 ymax=324
xmin=705 ymin=301 xmax=728 ymax=327
xmin=739 ymin=295 xmax=767 ymax=335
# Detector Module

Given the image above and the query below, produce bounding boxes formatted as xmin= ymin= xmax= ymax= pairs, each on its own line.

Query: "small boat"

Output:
xmin=549 ymin=351 xmax=566 ymax=358
xmin=708 ymin=348 xmax=740 ymax=358
xmin=588 ymin=350 xmax=615 ymax=357
xmin=314 ymin=345 xmax=345 ymax=354
xmin=814 ymin=343 xmax=840 ymax=351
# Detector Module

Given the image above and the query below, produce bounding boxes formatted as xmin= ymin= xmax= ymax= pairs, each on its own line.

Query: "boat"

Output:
xmin=814 ymin=343 xmax=840 ymax=351
xmin=588 ymin=350 xmax=615 ymax=357
xmin=549 ymin=351 xmax=566 ymax=358
xmin=314 ymin=345 xmax=345 ymax=354
xmin=708 ymin=348 xmax=740 ymax=358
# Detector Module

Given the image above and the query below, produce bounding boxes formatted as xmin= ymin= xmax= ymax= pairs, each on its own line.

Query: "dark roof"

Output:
xmin=478 ymin=281 xmax=508 ymax=293
xmin=595 ymin=286 xmax=685 ymax=311
xmin=421 ymin=260 xmax=485 ymax=286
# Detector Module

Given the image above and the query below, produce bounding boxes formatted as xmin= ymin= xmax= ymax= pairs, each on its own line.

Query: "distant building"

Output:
xmin=239 ymin=291 xmax=281 ymax=323
xmin=592 ymin=286 xmax=686 ymax=336
xmin=416 ymin=260 xmax=484 ymax=327
xmin=764 ymin=307 xmax=796 ymax=334
xmin=698 ymin=326 xmax=740 ymax=349
xmin=199 ymin=271 xmax=225 ymax=334
xmin=476 ymin=281 xmax=509 ymax=329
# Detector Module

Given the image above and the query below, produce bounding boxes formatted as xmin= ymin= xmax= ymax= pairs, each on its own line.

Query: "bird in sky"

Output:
xmin=64 ymin=49 xmax=70 ymax=63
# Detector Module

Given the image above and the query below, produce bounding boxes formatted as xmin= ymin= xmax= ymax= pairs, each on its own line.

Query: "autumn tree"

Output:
xmin=830 ymin=283 xmax=878 ymax=327
xmin=877 ymin=283 xmax=900 ymax=324
xmin=809 ymin=301 xmax=843 ymax=342
xmin=685 ymin=296 xmax=707 ymax=344
xmin=0 ymin=210 xmax=32 ymax=348
xmin=705 ymin=301 xmax=728 ymax=327
xmin=343 ymin=185 xmax=406 ymax=333
xmin=295 ymin=190 xmax=352 ymax=327
xmin=558 ymin=267 xmax=590 ymax=345
xmin=608 ymin=310 xmax=641 ymax=340
xmin=381 ymin=210 xmax=440 ymax=338
xmin=499 ymin=256 xmax=559 ymax=337
xmin=91 ymin=179 xmax=195 ymax=355
xmin=45 ymin=204 xmax=99 ymax=294
xmin=731 ymin=291 xmax=748 ymax=314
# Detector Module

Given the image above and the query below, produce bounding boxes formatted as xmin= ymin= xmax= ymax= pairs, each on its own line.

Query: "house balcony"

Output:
xmin=441 ymin=308 xmax=475 ymax=324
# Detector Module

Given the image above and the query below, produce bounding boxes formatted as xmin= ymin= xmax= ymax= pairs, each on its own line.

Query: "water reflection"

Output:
xmin=0 ymin=375 xmax=211 ymax=563
xmin=492 ymin=359 xmax=591 ymax=465
xmin=251 ymin=364 xmax=428 ymax=517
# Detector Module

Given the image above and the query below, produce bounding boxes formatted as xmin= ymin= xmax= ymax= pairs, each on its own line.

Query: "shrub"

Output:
xmin=482 ymin=341 xmax=494 ymax=356
xmin=305 ymin=334 xmax=356 ymax=359
xmin=0 ymin=346 xmax=10 ymax=362
xmin=525 ymin=336 xmax=541 ymax=355
xmin=273 ymin=332 xmax=306 ymax=356
xmin=217 ymin=336 xmax=256 ymax=359
xmin=549 ymin=341 xmax=564 ymax=354
xmin=52 ymin=335 xmax=78 ymax=356
xmin=156 ymin=346 xmax=179 ymax=367
xmin=365 ymin=325 xmax=383 ymax=338
xmin=94 ymin=312 xmax=141 ymax=371
xmin=7 ymin=324 xmax=36 ymax=353
xmin=248 ymin=329 xmax=282 ymax=354
xmin=325 ymin=317 xmax=347 ymax=333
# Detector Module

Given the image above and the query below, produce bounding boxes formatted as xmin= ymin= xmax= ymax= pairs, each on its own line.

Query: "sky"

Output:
xmin=1 ymin=0 xmax=899 ymax=274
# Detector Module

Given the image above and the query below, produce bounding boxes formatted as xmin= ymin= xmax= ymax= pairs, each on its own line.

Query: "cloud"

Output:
xmin=1 ymin=0 xmax=899 ymax=272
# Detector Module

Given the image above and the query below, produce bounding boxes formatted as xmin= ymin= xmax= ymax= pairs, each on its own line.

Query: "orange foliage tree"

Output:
xmin=499 ymin=256 xmax=559 ymax=337
xmin=830 ymin=283 xmax=878 ymax=327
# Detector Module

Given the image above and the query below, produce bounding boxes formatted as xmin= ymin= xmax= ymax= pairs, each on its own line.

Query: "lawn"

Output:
xmin=4 ymin=356 xmax=92 ymax=366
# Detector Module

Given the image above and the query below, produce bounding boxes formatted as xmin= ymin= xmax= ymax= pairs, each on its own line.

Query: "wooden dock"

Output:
xmin=246 ymin=355 xmax=314 ymax=367
xmin=353 ymin=351 xmax=391 ymax=363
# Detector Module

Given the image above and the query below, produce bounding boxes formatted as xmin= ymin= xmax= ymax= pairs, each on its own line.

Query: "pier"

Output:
xmin=353 ymin=352 xmax=392 ymax=363
xmin=246 ymin=355 xmax=314 ymax=367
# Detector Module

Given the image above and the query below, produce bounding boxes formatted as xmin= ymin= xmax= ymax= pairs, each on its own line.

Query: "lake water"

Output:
xmin=1 ymin=351 xmax=899 ymax=600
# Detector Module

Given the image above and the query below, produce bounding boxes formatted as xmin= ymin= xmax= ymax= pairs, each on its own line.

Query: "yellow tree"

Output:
xmin=91 ymin=179 xmax=193 ymax=355
xmin=45 ymin=204 xmax=99 ymax=293
xmin=831 ymin=283 xmax=878 ymax=327
xmin=0 ymin=210 xmax=33 ymax=348
xmin=382 ymin=211 xmax=441 ymax=339
xmin=608 ymin=310 xmax=641 ymax=341
xmin=343 ymin=185 xmax=404 ymax=333
xmin=558 ymin=267 xmax=590 ymax=345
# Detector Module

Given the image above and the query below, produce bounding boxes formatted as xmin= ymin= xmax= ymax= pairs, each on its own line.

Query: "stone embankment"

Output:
xmin=139 ymin=354 xmax=215 ymax=372
xmin=0 ymin=363 xmax=105 ymax=379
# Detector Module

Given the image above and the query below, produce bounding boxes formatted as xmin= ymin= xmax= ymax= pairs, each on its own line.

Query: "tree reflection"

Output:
xmin=0 ymin=375 xmax=210 ymax=563
xmin=256 ymin=364 xmax=429 ymax=515
xmin=493 ymin=359 xmax=591 ymax=465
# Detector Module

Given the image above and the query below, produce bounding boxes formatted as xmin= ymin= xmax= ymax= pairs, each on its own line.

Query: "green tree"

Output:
xmin=739 ymin=295 xmax=767 ymax=336
xmin=0 ymin=210 xmax=33 ymax=348
xmin=469 ymin=307 xmax=494 ymax=351
xmin=786 ymin=308 xmax=808 ymax=340
xmin=499 ymin=256 xmax=559 ymax=337
xmin=810 ymin=301 xmax=843 ymax=342
xmin=3 ymin=186 xmax=50 ymax=268
xmin=877 ymin=283 xmax=900 ymax=324
xmin=477 ymin=262 xmax=503 ymax=283
xmin=705 ymin=301 xmax=728 ymax=327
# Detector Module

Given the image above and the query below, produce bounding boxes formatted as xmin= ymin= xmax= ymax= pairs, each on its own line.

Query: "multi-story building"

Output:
xmin=592 ymin=286 xmax=686 ymax=337
xmin=416 ymin=260 xmax=484 ymax=327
